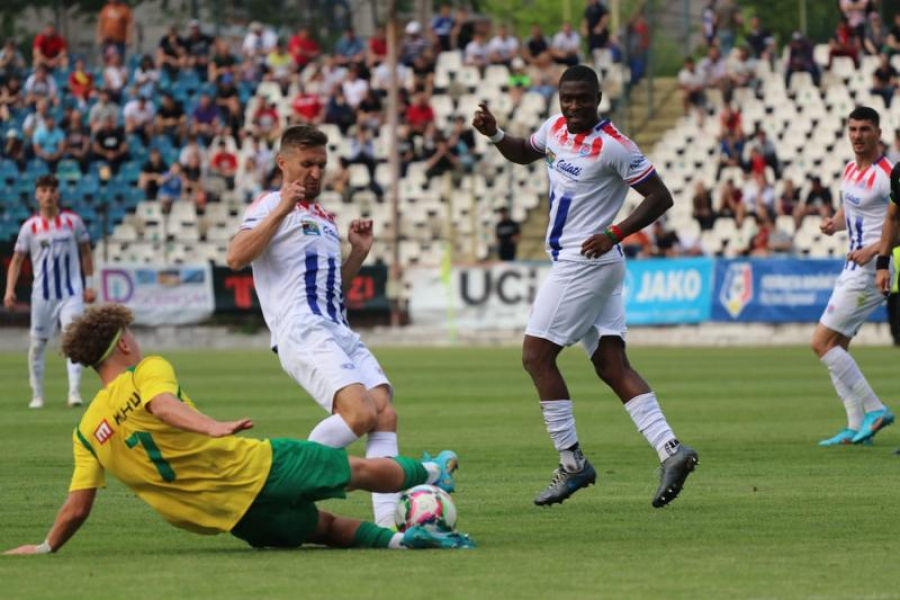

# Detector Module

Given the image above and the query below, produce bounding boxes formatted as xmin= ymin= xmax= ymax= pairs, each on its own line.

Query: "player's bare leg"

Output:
xmin=523 ymin=335 xmax=596 ymax=506
xmin=592 ymin=336 xmax=698 ymax=508
xmin=812 ymin=324 xmax=893 ymax=445
xmin=365 ymin=384 xmax=401 ymax=527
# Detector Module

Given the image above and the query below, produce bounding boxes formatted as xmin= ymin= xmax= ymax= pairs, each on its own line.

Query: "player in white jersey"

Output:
xmin=473 ymin=65 xmax=698 ymax=507
xmin=226 ymin=125 xmax=431 ymax=527
xmin=4 ymin=175 xmax=96 ymax=408
xmin=816 ymin=107 xmax=895 ymax=446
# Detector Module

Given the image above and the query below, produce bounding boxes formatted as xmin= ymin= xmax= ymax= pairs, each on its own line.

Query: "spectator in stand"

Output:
xmin=701 ymin=1 xmax=717 ymax=47
xmin=583 ymin=0 xmax=610 ymax=53
xmin=157 ymin=25 xmax=187 ymax=78
xmin=320 ymin=55 xmax=348 ymax=96
xmin=102 ymin=50 xmax=127 ymax=102
xmin=726 ymin=46 xmax=757 ymax=98
xmin=793 ymin=175 xmax=833 ymax=229
xmin=786 ymin=31 xmax=820 ymax=87
xmin=742 ymin=171 xmax=775 ymax=221
xmin=182 ymin=151 xmax=205 ymax=206
xmin=887 ymin=14 xmax=900 ymax=57
xmin=155 ymin=92 xmax=186 ymax=141
xmin=190 ymin=93 xmax=220 ymax=142
xmin=251 ymin=100 xmax=281 ymax=143
xmin=67 ymin=58 xmax=94 ymax=108
xmin=0 ymin=40 xmax=26 ymax=83
xmin=209 ymin=125 xmax=237 ymax=153
xmin=179 ymin=131 xmax=204 ymax=169
xmin=523 ymin=23 xmax=552 ymax=68
xmin=464 ymin=31 xmax=490 ymax=68
xmin=62 ymin=108 xmax=90 ymax=173
xmin=133 ymin=55 xmax=159 ymax=100
xmin=3 ymin=129 xmax=26 ymax=170
xmin=291 ymin=84 xmax=323 ymax=124
xmin=209 ymin=38 xmax=238 ymax=83
xmin=487 ymin=24 xmax=519 ymax=67
xmin=715 ymin=0 xmax=742 ymax=55
xmin=335 ymin=27 xmax=366 ymax=67
xmin=745 ymin=128 xmax=779 ymax=177
xmin=124 ymin=93 xmax=155 ymax=143
xmin=625 ymin=9 xmax=650 ymax=86
xmin=236 ymin=155 xmax=263 ymax=202
xmin=871 ymin=53 xmax=897 ymax=107
xmin=405 ymin=92 xmax=435 ymax=136
xmin=431 ymin=5 xmax=455 ymax=52
xmin=96 ymin=0 xmax=132 ymax=59
xmin=24 ymin=64 xmax=58 ymax=107
xmin=717 ymin=178 xmax=743 ymax=223
xmin=864 ymin=13 xmax=888 ymax=56
xmin=92 ymin=115 xmax=128 ymax=174
xmin=266 ymin=39 xmax=295 ymax=90
xmin=158 ymin=162 xmax=185 ymax=210
xmin=356 ymin=88 xmax=383 ymax=130
xmin=209 ymin=140 xmax=238 ymax=191
xmin=423 ymin=133 xmax=460 ymax=178
xmin=744 ymin=211 xmax=793 ymax=256
xmin=621 ymin=227 xmax=653 ymax=258
xmin=323 ymin=88 xmax=355 ymax=134
xmin=401 ymin=21 xmax=430 ymax=68
xmin=289 ymin=27 xmax=320 ymax=72
xmin=452 ymin=7 xmax=475 ymax=51
xmin=139 ymin=148 xmax=167 ymax=200
xmin=692 ymin=182 xmax=716 ymax=230
xmin=342 ymin=64 xmax=369 ymax=109
xmin=678 ymin=57 xmax=706 ymax=122
xmin=507 ymin=57 xmax=531 ymax=105
xmin=652 ymin=220 xmax=682 ymax=257
xmin=839 ymin=0 xmax=867 ymax=42
xmin=185 ymin=20 xmax=214 ymax=76
xmin=215 ymin=73 xmax=242 ymax=131
xmin=32 ymin=23 xmax=68 ymax=70
xmin=371 ymin=58 xmax=408 ymax=93
xmin=410 ymin=43 xmax=437 ymax=95
xmin=745 ymin=16 xmax=775 ymax=66
xmin=777 ymin=178 xmax=801 ymax=217
xmin=367 ymin=25 xmax=388 ymax=67
xmin=33 ymin=114 xmax=65 ymax=172
xmin=829 ymin=16 xmax=861 ymax=69
xmin=719 ymin=103 xmax=743 ymax=140
xmin=243 ymin=21 xmax=278 ymax=67
xmin=551 ymin=22 xmax=581 ymax=66
xmin=0 ymin=75 xmax=24 ymax=122
xmin=23 ymin=98 xmax=52 ymax=138
xmin=395 ymin=124 xmax=417 ymax=177
xmin=447 ymin=114 xmax=475 ymax=172
xmin=495 ymin=207 xmax=520 ymax=261
xmin=698 ymin=45 xmax=727 ymax=92
xmin=717 ymin=130 xmax=744 ymax=178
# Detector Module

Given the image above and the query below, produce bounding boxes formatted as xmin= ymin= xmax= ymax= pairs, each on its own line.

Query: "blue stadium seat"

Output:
xmin=119 ymin=161 xmax=142 ymax=183
xmin=56 ymin=159 xmax=82 ymax=181
xmin=27 ymin=159 xmax=50 ymax=177
xmin=0 ymin=159 xmax=18 ymax=184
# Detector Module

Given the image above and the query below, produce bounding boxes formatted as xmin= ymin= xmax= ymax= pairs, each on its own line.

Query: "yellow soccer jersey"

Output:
xmin=69 ymin=356 xmax=272 ymax=534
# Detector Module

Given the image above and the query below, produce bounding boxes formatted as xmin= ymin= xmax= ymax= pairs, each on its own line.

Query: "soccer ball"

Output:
xmin=394 ymin=484 xmax=457 ymax=532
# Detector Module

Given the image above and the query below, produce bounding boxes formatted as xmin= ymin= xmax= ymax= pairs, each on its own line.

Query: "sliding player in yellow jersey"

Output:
xmin=5 ymin=304 xmax=474 ymax=555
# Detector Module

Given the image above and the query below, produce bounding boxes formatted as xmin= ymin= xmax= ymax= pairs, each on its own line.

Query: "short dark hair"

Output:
xmin=280 ymin=125 xmax=328 ymax=152
xmin=35 ymin=174 xmax=58 ymax=189
xmin=848 ymin=106 xmax=880 ymax=127
xmin=558 ymin=65 xmax=600 ymax=96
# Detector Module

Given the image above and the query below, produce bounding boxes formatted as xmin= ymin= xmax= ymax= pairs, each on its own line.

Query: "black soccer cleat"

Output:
xmin=652 ymin=445 xmax=698 ymax=508
xmin=533 ymin=460 xmax=597 ymax=506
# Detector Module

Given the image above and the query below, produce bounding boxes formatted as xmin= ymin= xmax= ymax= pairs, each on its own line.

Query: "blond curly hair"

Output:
xmin=61 ymin=304 xmax=134 ymax=367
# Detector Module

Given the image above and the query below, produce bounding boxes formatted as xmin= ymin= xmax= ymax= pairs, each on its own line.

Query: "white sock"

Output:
xmin=423 ymin=462 xmax=441 ymax=485
xmin=829 ymin=371 xmax=864 ymax=430
xmin=307 ymin=414 xmax=360 ymax=447
xmin=540 ymin=400 xmax=585 ymax=472
xmin=28 ymin=337 xmax=47 ymax=400
xmin=388 ymin=533 xmax=406 ymax=549
xmin=366 ymin=431 xmax=400 ymax=528
xmin=624 ymin=392 xmax=679 ymax=463
xmin=67 ymin=359 xmax=82 ymax=398
xmin=821 ymin=347 xmax=885 ymax=418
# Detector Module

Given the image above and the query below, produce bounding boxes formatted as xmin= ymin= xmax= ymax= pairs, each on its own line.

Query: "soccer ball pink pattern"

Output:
xmin=394 ymin=484 xmax=458 ymax=532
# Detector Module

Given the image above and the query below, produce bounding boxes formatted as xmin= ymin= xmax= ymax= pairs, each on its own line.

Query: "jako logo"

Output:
xmin=720 ymin=263 xmax=753 ymax=318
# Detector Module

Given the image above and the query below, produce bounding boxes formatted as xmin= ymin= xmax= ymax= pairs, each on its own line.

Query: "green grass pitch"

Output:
xmin=0 ymin=345 xmax=898 ymax=599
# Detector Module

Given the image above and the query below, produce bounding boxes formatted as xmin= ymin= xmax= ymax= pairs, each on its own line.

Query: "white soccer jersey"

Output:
xmin=239 ymin=193 xmax=349 ymax=336
xmin=529 ymin=115 xmax=656 ymax=263
xmin=14 ymin=211 xmax=88 ymax=302
xmin=839 ymin=156 xmax=892 ymax=275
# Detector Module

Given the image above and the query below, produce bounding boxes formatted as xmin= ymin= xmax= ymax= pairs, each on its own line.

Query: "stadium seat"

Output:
xmin=436 ymin=50 xmax=463 ymax=73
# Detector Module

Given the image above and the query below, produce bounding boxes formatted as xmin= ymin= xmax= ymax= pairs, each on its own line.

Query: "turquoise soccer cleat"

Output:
xmin=401 ymin=526 xmax=476 ymax=549
xmin=422 ymin=450 xmax=459 ymax=493
xmin=851 ymin=408 xmax=895 ymax=444
xmin=818 ymin=428 xmax=858 ymax=446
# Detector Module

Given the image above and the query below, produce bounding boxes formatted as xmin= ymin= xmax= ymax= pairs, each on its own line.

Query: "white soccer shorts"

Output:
xmin=525 ymin=258 xmax=627 ymax=356
xmin=30 ymin=294 xmax=84 ymax=340
xmin=275 ymin=318 xmax=391 ymax=413
xmin=819 ymin=268 xmax=885 ymax=338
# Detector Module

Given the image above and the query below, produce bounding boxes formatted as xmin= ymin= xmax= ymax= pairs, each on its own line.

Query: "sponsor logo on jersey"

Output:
xmin=844 ymin=192 xmax=862 ymax=206
xmin=341 ymin=363 xmax=356 ymax=370
xmin=323 ymin=224 xmax=339 ymax=241
xmin=302 ymin=220 xmax=321 ymax=236
xmin=720 ymin=262 xmax=754 ymax=318
xmin=555 ymin=160 xmax=582 ymax=178
xmin=94 ymin=419 xmax=114 ymax=444
xmin=629 ymin=157 xmax=645 ymax=170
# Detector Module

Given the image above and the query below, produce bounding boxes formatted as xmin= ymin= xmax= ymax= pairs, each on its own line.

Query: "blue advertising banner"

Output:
xmin=711 ymin=258 xmax=887 ymax=323
xmin=623 ymin=258 xmax=714 ymax=325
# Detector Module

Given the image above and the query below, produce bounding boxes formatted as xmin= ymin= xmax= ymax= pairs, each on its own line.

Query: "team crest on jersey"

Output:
xmin=40 ymin=240 xmax=50 ymax=249
xmin=94 ymin=419 xmax=114 ymax=444
xmin=301 ymin=220 xmax=321 ymax=236
xmin=719 ymin=263 xmax=753 ymax=318
xmin=545 ymin=149 xmax=556 ymax=166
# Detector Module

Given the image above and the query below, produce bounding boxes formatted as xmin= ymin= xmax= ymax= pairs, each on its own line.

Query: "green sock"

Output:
xmin=352 ymin=522 xmax=395 ymax=549
xmin=392 ymin=456 xmax=428 ymax=489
